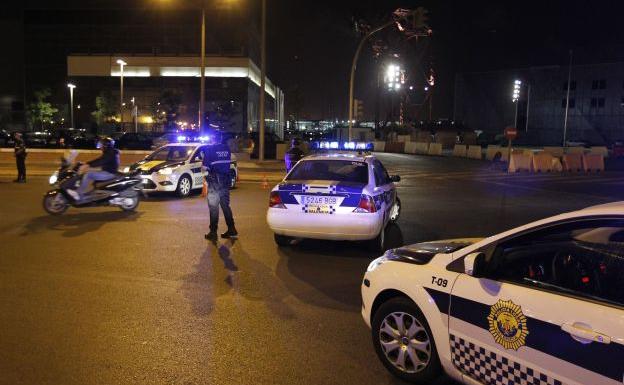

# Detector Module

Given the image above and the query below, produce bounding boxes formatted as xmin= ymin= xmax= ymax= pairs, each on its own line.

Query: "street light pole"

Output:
xmin=525 ymin=84 xmax=531 ymax=133
xmin=259 ymin=0 xmax=266 ymax=161
xmin=199 ymin=6 xmax=206 ymax=132
xmin=67 ymin=83 xmax=76 ymax=129
xmin=563 ymin=50 xmax=573 ymax=146
xmin=116 ymin=59 xmax=126 ymax=129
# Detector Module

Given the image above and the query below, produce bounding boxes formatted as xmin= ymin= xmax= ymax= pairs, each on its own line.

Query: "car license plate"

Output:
xmin=301 ymin=195 xmax=337 ymax=205
xmin=306 ymin=204 xmax=331 ymax=214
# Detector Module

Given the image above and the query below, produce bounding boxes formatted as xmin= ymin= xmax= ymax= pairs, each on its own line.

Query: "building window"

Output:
xmin=592 ymin=79 xmax=607 ymax=89
xmin=598 ymin=98 xmax=605 ymax=108
xmin=621 ymin=96 xmax=624 ymax=107
xmin=563 ymin=80 xmax=576 ymax=91
xmin=591 ymin=98 xmax=597 ymax=107
xmin=561 ymin=98 xmax=575 ymax=108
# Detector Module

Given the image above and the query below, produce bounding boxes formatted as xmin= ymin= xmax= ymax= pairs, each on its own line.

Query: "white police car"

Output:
xmin=266 ymin=143 xmax=401 ymax=251
xmin=125 ymin=143 xmax=238 ymax=197
xmin=362 ymin=202 xmax=624 ymax=385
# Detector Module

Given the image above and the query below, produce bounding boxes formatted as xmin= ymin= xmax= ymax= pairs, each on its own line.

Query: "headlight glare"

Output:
xmin=123 ymin=166 xmax=130 ymax=173
xmin=49 ymin=172 xmax=58 ymax=185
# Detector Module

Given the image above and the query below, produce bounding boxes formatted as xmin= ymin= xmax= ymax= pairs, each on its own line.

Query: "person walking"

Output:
xmin=284 ymin=138 xmax=304 ymax=172
xmin=203 ymin=134 xmax=237 ymax=240
xmin=13 ymin=132 xmax=26 ymax=183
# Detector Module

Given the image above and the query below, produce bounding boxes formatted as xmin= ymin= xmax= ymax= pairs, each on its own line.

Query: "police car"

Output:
xmin=362 ymin=202 xmax=624 ymax=385
xmin=125 ymin=143 xmax=238 ymax=197
xmin=266 ymin=142 xmax=401 ymax=251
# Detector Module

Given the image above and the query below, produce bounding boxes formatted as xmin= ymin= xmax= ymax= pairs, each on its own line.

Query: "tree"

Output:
xmin=152 ymin=89 xmax=182 ymax=131
xmin=26 ymin=89 xmax=58 ymax=130
xmin=91 ymin=90 xmax=117 ymax=126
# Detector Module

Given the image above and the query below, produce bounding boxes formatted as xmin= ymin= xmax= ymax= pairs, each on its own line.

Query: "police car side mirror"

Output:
xmin=390 ymin=175 xmax=401 ymax=182
xmin=464 ymin=252 xmax=486 ymax=278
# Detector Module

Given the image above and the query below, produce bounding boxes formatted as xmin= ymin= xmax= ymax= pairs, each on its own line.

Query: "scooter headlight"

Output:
xmin=123 ymin=166 xmax=130 ymax=173
xmin=49 ymin=172 xmax=58 ymax=185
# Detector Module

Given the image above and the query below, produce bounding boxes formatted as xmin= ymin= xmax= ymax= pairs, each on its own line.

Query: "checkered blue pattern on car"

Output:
xmin=450 ymin=334 xmax=565 ymax=385
xmin=301 ymin=184 xmax=337 ymax=194
xmin=301 ymin=204 xmax=336 ymax=214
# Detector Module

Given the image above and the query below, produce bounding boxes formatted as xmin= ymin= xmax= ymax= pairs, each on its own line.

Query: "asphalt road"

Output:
xmin=0 ymin=153 xmax=621 ymax=385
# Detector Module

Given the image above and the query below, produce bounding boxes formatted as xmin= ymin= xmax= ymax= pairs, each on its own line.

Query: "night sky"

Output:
xmin=5 ymin=0 xmax=624 ymax=120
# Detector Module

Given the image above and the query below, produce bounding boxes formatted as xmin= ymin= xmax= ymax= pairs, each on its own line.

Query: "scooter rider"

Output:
xmin=203 ymin=133 xmax=237 ymax=240
xmin=68 ymin=137 xmax=120 ymax=200
xmin=284 ymin=138 xmax=304 ymax=172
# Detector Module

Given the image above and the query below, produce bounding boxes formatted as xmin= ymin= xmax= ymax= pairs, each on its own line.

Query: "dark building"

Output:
xmin=3 ymin=4 xmax=284 ymax=137
xmin=454 ymin=62 xmax=624 ymax=145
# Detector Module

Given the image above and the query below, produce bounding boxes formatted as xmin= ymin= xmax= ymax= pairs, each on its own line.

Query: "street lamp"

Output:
xmin=67 ymin=83 xmax=76 ymax=129
xmin=116 ymin=59 xmax=127 ymax=128
xmin=512 ymin=79 xmax=521 ymax=129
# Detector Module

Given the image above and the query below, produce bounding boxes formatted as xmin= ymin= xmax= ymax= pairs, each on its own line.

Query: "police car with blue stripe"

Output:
xmin=266 ymin=141 xmax=401 ymax=251
xmin=124 ymin=141 xmax=238 ymax=197
xmin=362 ymin=202 xmax=624 ymax=385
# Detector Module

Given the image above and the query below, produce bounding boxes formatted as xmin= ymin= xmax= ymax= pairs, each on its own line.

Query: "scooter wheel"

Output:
xmin=43 ymin=193 xmax=69 ymax=215
xmin=120 ymin=196 xmax=139 ymax=211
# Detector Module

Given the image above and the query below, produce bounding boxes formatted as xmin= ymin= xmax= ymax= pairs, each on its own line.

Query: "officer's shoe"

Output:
xmin=221 ymin=228 xmax=238 ymax=239
xmin=204 ymin=231 xmax=218 ymax=241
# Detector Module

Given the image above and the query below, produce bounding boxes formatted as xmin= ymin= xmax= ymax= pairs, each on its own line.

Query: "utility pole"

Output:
xmin=259 ymin=0 xmax=266 ymax=161
xmin=116 ymin=59 xmax=126 ymax=129
xmin=199 ymin=6 xmax=206 ymax=132
xmin=525 ymin=84 xmax=531 ymax=132
xmin=563 ymin=50 xmax=573 ymax=146
xmin=67 ymin=83 xmax=76 ymax=129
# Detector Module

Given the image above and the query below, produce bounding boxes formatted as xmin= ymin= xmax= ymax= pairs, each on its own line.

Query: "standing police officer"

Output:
xmin=13 ymin=132 xmax=26 ymax=183
xmin=203 ymin=133 xmax=237 ymax=240
xmin=284 ymin=138 xmax=304 ymax=172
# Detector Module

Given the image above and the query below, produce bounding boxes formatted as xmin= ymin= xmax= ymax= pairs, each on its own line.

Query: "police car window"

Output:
xmin=286 ymin=160 xmax=369 ymax=184
xmin=190 ymin=148 xmax=204 ymax=162
xmin=373 ymin=160 xmax=390 ymax=186
xmin=490 ymin=219 xmax=624 ymax=307
xmin=147 ymin=146 xmax=193 ymax=161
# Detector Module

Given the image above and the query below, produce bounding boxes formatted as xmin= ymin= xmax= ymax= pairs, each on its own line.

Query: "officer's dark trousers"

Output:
xmin=16 ymin=156 xmax=26 ymax=181
xmin=207 ymin=173 xmax=235 ymax=232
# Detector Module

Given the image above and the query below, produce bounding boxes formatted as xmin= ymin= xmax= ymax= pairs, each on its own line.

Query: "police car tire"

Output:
xmin=176 ymin=175 xmax=192 ymax=198
xmin=274 ymin=234 xmax=292 ymax=246
xmin=371 ymin=297 xmax=442 ymax=384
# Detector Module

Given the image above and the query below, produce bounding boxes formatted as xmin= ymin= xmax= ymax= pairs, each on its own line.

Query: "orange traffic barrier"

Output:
xmin=508 ymin=153 xmax=532 ymax=172
xmin=452 ymin=144 xmax=467 ymax=157
xmin=562 ymin=153 xmax=583 ymax=172
xmin=583 ymin=153 xmax=605 ymax=172
xmin=532 ymin=152 xmax=554 ymax=172
xmin=427 ymin=143 xmax=443 ymax=156
xmin=415 ymin=142 xmax=429 ymax=154
xmin=466 ymin=145 xmax=482 ymax=160
xmin=543 ymin=146 xmax=565 ymax=158
xmin=201 ymin=180 xmax=208 ymax=197
xmin=404 ymin=142 xmax=418 ymax=154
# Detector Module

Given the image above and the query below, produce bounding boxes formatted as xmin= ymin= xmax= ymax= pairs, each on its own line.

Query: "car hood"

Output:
xmin=132 ymin=160 xmax=185 ymax=173
xmin=390 ymin=238 xmax=484 ymax=265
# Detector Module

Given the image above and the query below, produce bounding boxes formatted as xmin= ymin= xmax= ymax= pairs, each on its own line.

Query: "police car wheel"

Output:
xmin=274 ymin=234 xmax=292 ymax=246
xmin=372 ymin=297 xmax=441 ymax=384
xmin=176 ymin=175 xmax=192 ymax=197
xmin=390 ymin=197 xmax=401 ymax=222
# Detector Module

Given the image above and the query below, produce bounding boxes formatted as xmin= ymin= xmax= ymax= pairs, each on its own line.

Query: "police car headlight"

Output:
xmin=122 ymin=166 xmax=130 ymax=173
xmin=158 ymin=166 xmax=178 ymax=175
xmin=49 ymin=172 xmax=58 ymax=185
xmin=367 ymin=254 xmax=390 ymax=272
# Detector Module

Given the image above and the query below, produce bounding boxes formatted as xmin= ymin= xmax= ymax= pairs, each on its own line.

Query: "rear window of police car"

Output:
xmin=286 ymin=160 xmax=368 ymax=184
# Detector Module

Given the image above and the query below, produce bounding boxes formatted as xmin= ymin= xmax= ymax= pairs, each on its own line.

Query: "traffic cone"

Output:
xmin=201 ymin=180 xmax=208 ymax=197
xmin=261 ymin=174 xmax=269 ymax=189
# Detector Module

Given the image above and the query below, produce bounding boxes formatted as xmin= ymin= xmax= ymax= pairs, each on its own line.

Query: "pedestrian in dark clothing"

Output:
xmin=284 ymin=138 xmax=305 ymax=172
xmin=13 ymin=132 xmax=26 ymax=183
xmin=203 ymin=136 xmax=237 ymax=240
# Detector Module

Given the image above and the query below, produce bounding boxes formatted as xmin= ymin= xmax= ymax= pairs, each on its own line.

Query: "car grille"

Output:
xmin=142 ymin=179 xmax=157 ymax=189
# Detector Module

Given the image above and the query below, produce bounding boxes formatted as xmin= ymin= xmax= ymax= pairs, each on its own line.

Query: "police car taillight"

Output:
xmin=354 ymin=195 xmax=376 ymax=213
xmin=269 ymin=191 xmax=286 ymax=209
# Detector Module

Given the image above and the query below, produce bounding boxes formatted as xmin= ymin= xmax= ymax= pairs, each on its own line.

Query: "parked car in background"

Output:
xmin=116 ymin=132 xmax=153 ymax=150
xmin=151 ymin=132 xmax=181 ymax=149
xmin=24 ymin=131 xmax=51 ymax=147
xmin=0 ymin=130 xmax=10 ymax=147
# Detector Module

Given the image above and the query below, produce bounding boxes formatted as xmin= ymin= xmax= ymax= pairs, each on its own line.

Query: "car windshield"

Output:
xmin=286 ymin=159 xmax=368 ymax=184
xmin=147 ymin=146 xmax=194 ymax=161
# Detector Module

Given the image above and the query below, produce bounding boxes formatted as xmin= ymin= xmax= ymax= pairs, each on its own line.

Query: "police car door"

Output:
xmin=372 ymin=160 xmax=394 ymax=221
xmin=189 ymin=146 xmax=205 ymax=188
xmin=448 ymin=218 xmax=624 ymax=385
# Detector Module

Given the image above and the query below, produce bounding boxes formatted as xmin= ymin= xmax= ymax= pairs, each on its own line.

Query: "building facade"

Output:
xmin=454 ymin=62 xmax=624 ymax=145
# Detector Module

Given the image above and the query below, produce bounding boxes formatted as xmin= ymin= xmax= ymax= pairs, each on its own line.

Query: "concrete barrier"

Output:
xmin=589 ymin=146 xmax=608 ymax=157
xmin=276 ymin=143 xmax=287 ymax=160
xmin=415 ymin=142 xmax=429 ymax=155
xmin=543 ymin=146 xmax=565 ymax=158
xmin=452 ymin=144 xmax=467 ymax=157
xmin=397 ymin=135 xmax=411 ymax=143
xmin=532 ymin=152 xmax=554 ymax=172
xmin=385 ymin=142 xmax=406 ymax=153
xmin=485 ymin=145 xmax=502 ymax=160
xmin=508 ymin=153 xmax=532 ymax=172
xmin=466 ymin=145 xmax=482 ymax=160
xmin=373 ymin=141 xmax=386 ymax=152
xmin=404 ymin=142 xmax=418 ymax=154
xmin=583 ymin=153 xmax=605 ymax=172
xmin=567 ymin=146 xmax=586 ymax=155
xmin=428 ymin=143 xmax=443 ymax=156
xmin=562 ymin=153 xmax=583 ymax=172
